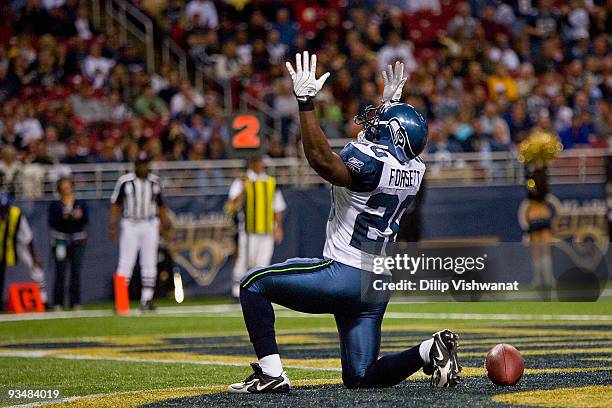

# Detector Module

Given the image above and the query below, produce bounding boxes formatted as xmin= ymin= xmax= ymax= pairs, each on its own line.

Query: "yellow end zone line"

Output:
xmin=493 ymin=385 xmax=612 ymax=408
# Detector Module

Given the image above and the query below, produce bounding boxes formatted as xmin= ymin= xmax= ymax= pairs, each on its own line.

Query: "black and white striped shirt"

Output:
xmin=110 ymin=173 xmax=164 ymax=220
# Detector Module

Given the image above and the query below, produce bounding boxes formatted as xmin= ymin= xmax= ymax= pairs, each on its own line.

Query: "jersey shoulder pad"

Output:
xmin=117 ymin=173 xmax=136 ymax=183
xmin=148 ymin=173 xmax=161 ymax=184
xmin=411 ymin=155 xmax=426 ymax=170
xmin=340 ymin=142 xmax=384 ymax=192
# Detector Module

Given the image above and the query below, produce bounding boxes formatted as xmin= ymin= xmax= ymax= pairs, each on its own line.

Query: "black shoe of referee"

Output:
xmin=139 ymin=300 xmax=156 ymax=312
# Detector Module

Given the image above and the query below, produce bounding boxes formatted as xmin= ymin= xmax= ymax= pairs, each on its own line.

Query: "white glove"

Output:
xmin=382 ymin=61 xmax=407 ymax=102
xmin=285 ymin=51 xmax=330 ymax=102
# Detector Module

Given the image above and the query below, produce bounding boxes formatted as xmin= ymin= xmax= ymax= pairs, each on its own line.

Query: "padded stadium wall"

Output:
xmin=3 ymin=183 xmax=605 ymax=303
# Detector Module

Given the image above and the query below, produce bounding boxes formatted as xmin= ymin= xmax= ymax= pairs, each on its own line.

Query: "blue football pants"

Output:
xmin=240 ymin=258 xmax=425 ymax=388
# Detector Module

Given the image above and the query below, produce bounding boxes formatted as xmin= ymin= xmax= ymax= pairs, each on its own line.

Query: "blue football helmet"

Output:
xmin=355 ymin=102 xmax=428 ymax=163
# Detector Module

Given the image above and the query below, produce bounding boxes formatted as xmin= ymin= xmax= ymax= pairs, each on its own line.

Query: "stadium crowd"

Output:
xmin=0 ymin=0 xmax=610 ymax=187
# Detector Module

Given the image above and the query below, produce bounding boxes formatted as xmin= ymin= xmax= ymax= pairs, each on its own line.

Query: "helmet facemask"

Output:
xmin=354 ymin=103 xmax=385 ymax=142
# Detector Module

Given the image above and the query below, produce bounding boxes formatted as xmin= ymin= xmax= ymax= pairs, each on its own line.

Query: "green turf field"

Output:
xmin=0 ymin=301 xmax=611 ymax=407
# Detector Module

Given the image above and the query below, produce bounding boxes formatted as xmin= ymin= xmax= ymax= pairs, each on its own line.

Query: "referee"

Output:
xmin=109 ymin=152 xmax=170 ymax=311
xmin=227 ymin=157 xmax=285 ymax=298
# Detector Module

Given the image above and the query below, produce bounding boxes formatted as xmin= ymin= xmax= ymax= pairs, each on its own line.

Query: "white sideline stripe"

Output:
xmin=0 ymin=304 xmax=610 ymax=322
xmin=0 ymin=310 xmax=114 ymax=322
xmin=0 ymin=350 xmax=342 ymax=372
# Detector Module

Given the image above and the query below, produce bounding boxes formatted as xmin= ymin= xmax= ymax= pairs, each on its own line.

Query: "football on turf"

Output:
xmin=485 ymin=344 xmax=525 ymax=386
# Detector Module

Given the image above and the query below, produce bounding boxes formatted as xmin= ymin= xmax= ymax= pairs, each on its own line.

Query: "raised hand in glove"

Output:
xmin=382 ymin=61 xmax=407 ymax=103
xmin=285 ymin=51 xmax=330 ymax=103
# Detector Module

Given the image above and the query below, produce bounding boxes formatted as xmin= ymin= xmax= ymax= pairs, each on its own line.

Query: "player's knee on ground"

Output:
xmin=340 ymin=367 xmax=368 ymax=389
xmin=342 ymin=377 xmax=361 ymax=389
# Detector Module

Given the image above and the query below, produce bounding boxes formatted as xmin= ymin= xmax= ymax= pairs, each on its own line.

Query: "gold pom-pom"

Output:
xmin=518 ymin=129 xmax=563 ymax=166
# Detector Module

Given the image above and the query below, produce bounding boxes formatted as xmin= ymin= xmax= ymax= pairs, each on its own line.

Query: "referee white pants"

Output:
xmin=231 ymin=232 xmax=274 ymax=298
xmin=116 ymin=218 xmax=159 ymax=290
xmin=16 ymin=243 xmax=47 ymax=303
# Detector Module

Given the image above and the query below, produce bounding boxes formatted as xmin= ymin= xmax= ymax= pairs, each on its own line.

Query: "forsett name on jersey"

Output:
xmin=388 ymin=168 xmax=421 ymax=189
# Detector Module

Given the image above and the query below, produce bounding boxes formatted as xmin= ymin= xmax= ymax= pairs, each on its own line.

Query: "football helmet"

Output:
xmin=355 ymin=102 xmax=428 ymax=163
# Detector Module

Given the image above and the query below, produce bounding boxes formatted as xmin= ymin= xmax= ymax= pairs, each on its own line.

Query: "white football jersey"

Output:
xmin=323 ymin=141 xmax=426 ymax=270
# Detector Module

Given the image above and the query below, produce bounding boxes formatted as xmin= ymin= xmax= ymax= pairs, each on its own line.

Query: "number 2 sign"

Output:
xmin=231 ymin=113 xmax=261 ymax=149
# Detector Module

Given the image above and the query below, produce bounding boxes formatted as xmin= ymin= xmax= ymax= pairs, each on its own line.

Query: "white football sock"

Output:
xmin=141 ymin=287 xmax=154 ymax=303
xmin=259 ymin=354 xmax=283 ymax=377
xmin=419 ymin=338 xmax=434 ymax=364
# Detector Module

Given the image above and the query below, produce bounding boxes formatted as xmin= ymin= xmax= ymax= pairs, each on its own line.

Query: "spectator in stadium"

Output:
xmin=427 ymin=121 xmax=463 ymax=155
xmin=377 ymin=31 xmax=417 ymax=74
xmin=74 ymin=5 xmax=94 ymax=40
xmin=160 ymin=119 xmax=186 ymax=156
xmin=134 ymin=85 xmax=168 ymax=121
xmin=48 ymin=176 xmax=88 ymax=310
xmin=95 ymin=138 xmax=121 ymax=163
xmin=594 ymin=100 xmax=612 ymax=140
xmin=30 ymin=140 xmax=54 ymax=164
xmin=188 ymin=139 xmax=206 ymax=161
xmin=116 ymin=42 xmax=145 ymax=73
xmin=516 ymin=63 xmax=538 ymax=98
xmin=69 ymin=78 xmax=107 ymax=123
xmin=184 ymin=113 xmax=208 ymax=143
xmin=480 ymin=101 xmax=505 ymax=136
xmin=463 ymin=61 xmax=488 ymax=93
xmin=0 ymin=146 xmax=22 ymax=196
xmin=559 ymin=114 xmax=592 ymax=149
xmin=44 ymin=126 xmax=66 ymax=161
xmin=185 ymin=0 xmax=218 ymax=30
xmin=267 ymin=30 xmax=288 ymax=65
xmin=213 ymin=40 xmax=241 ymax=83
xmin=504 ymin=101 xmax=533 ymax=144
xmin=108 ymin=91 xmax=132 ymax=124
xmin=82 ymin=43 xmax=114 ymax=88
xmin=107 ymin=64 xmax=131 ymax=102
xmin=272 ymin=8 xmax=297 ymax=48
xmin=551 ymin=94 xmax=574 ymax=133
xmin=162 ymin=0 xmax=182 ymax=29
xmin=487 ymin=64 xmax=519 ymax=101
xmin=170 ymin=80 xmax=204 ymax=117
xmin=490 ymin=121 xmax=513 ymax=152
xmin=447 ymin=2 xmax=478 ymax=39
xmin=525 ymin=0 xmax=560 ymax=56
xmin=61 ymin=140 xmax=88 ymax=164
xmin=17 ymin=0 xmax=50 ymax=35
xmin=207 ymin=132 xmax=227 ymax=160
xmin=28 ymin=48 xmax=62 ymax=87
xmin=14 ymin=104 xmax=43 ymax=146
xmin=157 ymin=69 xmax=180 ymax=104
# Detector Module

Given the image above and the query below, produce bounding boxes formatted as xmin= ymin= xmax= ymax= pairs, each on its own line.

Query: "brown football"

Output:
xmin=485 ymin=344 xmax=525 ymax=386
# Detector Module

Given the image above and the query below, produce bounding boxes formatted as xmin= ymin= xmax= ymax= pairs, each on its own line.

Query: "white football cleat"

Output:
xmin=423 ymin=329 xmax=462 ymax=387
xmin=228 ymin=363 xmax=290 ymax=394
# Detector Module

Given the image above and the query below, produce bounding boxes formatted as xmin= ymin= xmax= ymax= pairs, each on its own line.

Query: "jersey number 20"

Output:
xmin=350 ymin=193 xmax=412 ymax=254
